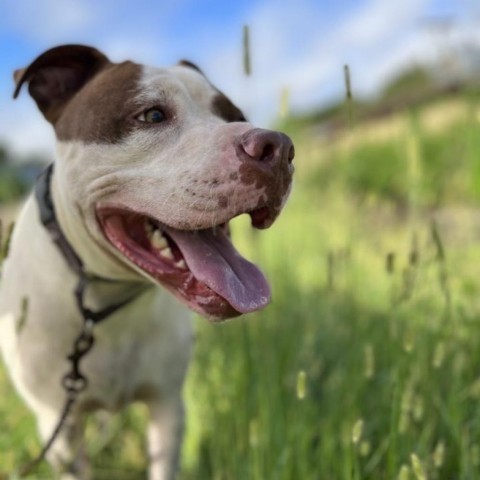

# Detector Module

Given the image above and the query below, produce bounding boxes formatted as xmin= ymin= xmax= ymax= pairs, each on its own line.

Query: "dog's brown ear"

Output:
xmin=13 ymin=68 xmax=26 ymax=86
xmin=178 ymin=60 xmax=204 ymax=75
xmin=13 ymin=45 xmax=110 ymax=124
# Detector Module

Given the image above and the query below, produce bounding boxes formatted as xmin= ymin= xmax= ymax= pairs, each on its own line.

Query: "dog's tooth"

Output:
xmin=159 ymin=247 xmax=174 ymax=260
xmin=175 ymin=259 xmax=187 ymax=269
xmin=151 ymin=230 xmax=168 ymax=250
xmin=144 ymin=220 xmax=154 ymax=235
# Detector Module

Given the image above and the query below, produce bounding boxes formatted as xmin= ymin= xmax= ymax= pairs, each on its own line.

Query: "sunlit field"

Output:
xmin=2 ymin=92 xmax=480 ymax=479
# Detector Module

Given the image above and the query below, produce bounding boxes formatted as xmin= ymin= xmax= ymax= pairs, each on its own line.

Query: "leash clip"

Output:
xmin=62 ymin=318 xmax=96 ymax=395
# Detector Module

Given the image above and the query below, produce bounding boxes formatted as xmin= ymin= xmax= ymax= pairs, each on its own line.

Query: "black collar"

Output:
xmin=35 ymin=164 xmax=145 ymax=323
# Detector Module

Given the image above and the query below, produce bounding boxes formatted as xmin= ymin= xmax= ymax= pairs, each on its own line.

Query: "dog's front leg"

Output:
xmin=147 ymin=396 xmax=185 ymax=480
xmin=37 ymin=406 xmax=90 ymax=480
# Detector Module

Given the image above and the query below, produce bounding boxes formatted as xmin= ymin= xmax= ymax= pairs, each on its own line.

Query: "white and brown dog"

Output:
xmin=0 ymin=45 xmax=294 ymax=479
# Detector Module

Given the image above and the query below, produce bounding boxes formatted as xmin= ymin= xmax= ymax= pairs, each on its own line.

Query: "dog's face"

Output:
xmin=14 ymin=45 xmax=294 ymax=321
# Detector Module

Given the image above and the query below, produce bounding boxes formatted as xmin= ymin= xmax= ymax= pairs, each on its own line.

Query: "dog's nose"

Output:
xmin=236 ymin=128 xmax=295 ymax=167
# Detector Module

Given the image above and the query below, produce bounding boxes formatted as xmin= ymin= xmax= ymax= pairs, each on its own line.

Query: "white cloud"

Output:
xmin=208 ymin=0 xmax=429 ymax=120
xmin=100 ymin=37 xmax=165 ymax=65
xmin=3 ymin=0 xmax=95 ymax=44
xmin=277 ymin=0 xmax=433 ymax=106
xmin=334 ymin=0 xmax=429 ymax=48
xmin=197 ymin=0 xmax=436 ymax=123
xmin=353 ymin=31 xmax=433 ymax=97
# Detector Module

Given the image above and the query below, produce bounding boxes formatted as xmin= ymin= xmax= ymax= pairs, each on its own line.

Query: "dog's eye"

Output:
xmin=137 ymin=108 xmax=166 ymax=123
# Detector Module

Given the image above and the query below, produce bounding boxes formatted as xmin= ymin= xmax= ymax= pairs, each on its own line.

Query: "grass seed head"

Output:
xmin=398 ymin=464 xmax=411 ymax=480
xmin=352 ymin=419 xmax=363 ymax=444
xmin=433 ymin=441 xmax=445 ymax=468
xmin=432 ymin=342 xmax=446 ymax=369
xmin=296 ymin=370 xmax=307 ymax=400
xmin=364 ymin=344 xmax=375 ymax=379
xmin=410 ymin=453 xmax=427 ymax=480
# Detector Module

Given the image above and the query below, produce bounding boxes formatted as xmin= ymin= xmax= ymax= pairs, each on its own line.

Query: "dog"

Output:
xmin=0 ymin=44 xmax=294 ymax=480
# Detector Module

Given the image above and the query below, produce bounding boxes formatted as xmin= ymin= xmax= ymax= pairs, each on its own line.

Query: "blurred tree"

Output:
xmin=382 ymin=67 xmax=434 ymax=100
xmin=0 ymin=145 xmax=8 ymax=166
xmin=0 ymin=169 xmax=27 ymax=203
xmin=0 ymin=142 xmax=45 ymax=203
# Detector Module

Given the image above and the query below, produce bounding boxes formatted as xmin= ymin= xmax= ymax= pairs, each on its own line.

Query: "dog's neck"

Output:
xmin=35 ymin=164 xmax=85 ymax=278
xmin=36 ymin=164 xmax=149 ymax=316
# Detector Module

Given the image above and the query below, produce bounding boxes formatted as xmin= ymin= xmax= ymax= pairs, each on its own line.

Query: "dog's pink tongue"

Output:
xmin=165 ymin=228 xmax=271 ymax=313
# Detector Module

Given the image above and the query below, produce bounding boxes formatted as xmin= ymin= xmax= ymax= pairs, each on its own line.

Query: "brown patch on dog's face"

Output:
xmin=178 ymin=61 xmax=246 ymax=124
xmin=238 ymin=159 xmax=292 ymax=218
xmin=212 ymin=92 xmax=246 ymax=123
xmin=55 ymin=61 xmax=143 ymax=143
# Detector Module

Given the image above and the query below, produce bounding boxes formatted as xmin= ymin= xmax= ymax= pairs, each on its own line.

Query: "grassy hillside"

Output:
xmin=1 ymin=93 xmax=480 ymax=479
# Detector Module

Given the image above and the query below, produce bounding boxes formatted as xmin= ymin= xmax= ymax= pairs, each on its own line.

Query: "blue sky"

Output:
xmin=0 ymin=0 xmax=477 ymax=157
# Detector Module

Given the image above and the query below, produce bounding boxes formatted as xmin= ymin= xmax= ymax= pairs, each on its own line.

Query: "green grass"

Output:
xmin=2 ymin=97 xmax=480 ymax=479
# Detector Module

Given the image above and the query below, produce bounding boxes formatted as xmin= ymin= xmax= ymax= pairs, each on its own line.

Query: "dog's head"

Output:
xmin=14 ymin=45 xmax=294 ymax=321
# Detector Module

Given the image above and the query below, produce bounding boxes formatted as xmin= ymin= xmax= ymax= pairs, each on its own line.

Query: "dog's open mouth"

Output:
xmin=97 ymin=208 xmax=271 ymax=320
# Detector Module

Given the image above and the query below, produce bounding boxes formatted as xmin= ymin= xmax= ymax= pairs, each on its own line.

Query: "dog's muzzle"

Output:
xmin=234 ymin=128 xmax=295 ymax=229
xmin=97 ymin=128 xmax=295 ymax=321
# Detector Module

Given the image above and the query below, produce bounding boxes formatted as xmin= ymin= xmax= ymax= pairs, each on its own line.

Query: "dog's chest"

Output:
xmin=81 ymin=293 xmax=193 ymax=409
